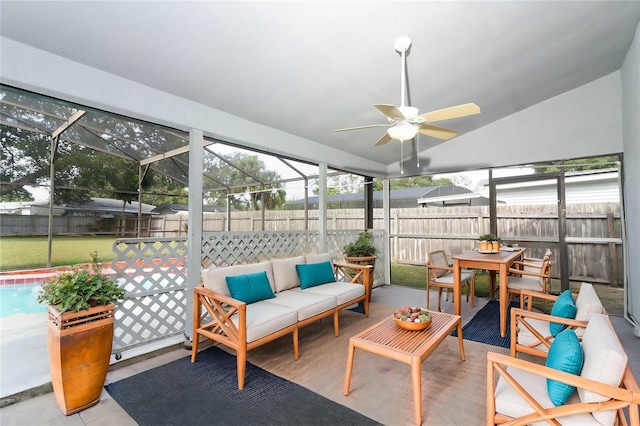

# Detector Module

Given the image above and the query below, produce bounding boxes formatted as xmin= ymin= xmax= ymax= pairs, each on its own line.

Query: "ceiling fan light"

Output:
xmin=387 ymin=123 xmax=419 ymax=140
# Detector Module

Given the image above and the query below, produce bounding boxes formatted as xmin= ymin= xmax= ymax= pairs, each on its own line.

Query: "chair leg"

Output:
xmin=237 ymin=347 xmax=247 ymax=390
xmin=469 ymin=277 xmax=475 ymax=308
xmin=438 ymin=288 xmax=443 ymax=312
xmin=426 ymin=284 xmax=431 ymax=309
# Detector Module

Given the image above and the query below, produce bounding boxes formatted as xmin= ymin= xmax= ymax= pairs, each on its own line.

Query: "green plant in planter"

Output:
xmin=38 ymin=251 xmax=126 ymax=313
xmin=343 ymin=231 xmax=378 ymax=258
xmin=479 ymin=234 xmax=500 ymax=242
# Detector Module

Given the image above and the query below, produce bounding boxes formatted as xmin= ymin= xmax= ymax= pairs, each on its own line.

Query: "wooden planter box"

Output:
xmin=47 ymin=304 xmax=115 ymax=415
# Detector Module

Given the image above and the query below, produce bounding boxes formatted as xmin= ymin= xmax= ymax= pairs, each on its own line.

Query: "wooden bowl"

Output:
xmin=394 ymin=317 xmax=432 ymax=331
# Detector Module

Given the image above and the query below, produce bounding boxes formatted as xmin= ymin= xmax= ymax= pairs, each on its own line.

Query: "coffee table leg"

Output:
xmin=411 ymin=358 xmax=422 ymax=425
xmin=456 ymin=321 xmax=466 ymax=361
xmin=343 ymin=340 xmax=355 ymax=395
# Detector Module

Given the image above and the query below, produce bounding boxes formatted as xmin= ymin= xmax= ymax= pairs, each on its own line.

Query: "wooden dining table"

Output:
xmin=452 ymin=248 xmax=525 ymax=337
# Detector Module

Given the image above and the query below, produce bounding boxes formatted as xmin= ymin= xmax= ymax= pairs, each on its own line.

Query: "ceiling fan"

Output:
xmin=334 ymin=36 xmax=481 ymax=149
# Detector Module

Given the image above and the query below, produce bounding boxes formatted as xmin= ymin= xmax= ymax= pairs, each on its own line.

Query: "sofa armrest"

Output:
xmin=333 ymin=262 xmax=373 ymax=302
xmin=193 ymin=285 xmax=246 ymax=349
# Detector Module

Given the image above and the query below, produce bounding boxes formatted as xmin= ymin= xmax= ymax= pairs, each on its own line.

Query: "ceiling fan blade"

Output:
xmin=374 ymin=104 xmax=405 ymax=120
xmin=374 ymin=133 xmax=392 ymax=146
xmin=334 ymin=124 xmax=388 ymax=132
xmin=418 ymin=124 xmax=458 ymax=140
xmin=419 ymin=103 xmax=481 ymax=123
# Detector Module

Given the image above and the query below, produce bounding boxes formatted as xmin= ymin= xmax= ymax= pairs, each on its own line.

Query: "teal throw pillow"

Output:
xmin=545 ymin=329 xmax=583 ymax=406
xmin=550 ymin=290 xmax=577 ymax=336
xmin=296 ymin=261 xmax=335 ymax=289
xmin=225 ymin=272 xmax=275 ymax=304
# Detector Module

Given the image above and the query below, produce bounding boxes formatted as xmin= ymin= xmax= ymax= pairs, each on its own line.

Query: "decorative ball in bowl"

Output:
xmin=393 ymin=307 xmax=432 ymax=331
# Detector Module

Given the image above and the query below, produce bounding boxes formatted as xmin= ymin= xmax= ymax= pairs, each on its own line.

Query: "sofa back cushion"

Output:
xmin=226 ymin=272 xmax=276 ymax=304
xmin=578 ymin=313 xmax=628 ymax=425
xmin=296 ymin=261 xmax=336 ymax=289
xmin=272 ymin=255 xmax=305 ymax=292
xmin=305 ymin=253 xmax=332 ymax=264
xmin=202 ymin=261 xmax=275 ymax=297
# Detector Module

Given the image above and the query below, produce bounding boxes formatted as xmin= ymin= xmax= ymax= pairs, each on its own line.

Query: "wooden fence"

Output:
xmin=0 ymin=203 xmax=623 ymax=285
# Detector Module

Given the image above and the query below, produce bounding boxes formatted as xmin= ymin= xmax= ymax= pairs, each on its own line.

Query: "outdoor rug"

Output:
xmin=105 ymin=346 xmax=382 ymax=426
xmin=451 ymin=300 xmax=519 ymax=348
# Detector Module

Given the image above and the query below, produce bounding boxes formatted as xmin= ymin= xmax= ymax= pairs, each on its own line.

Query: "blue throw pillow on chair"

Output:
xmin=226 ymin=272 xmax=275 ymax=304
xmin=550 ymin=290 xmax=577 ymax=336
xmin=296 ymin=261 xmax=335 ymax=289
xmin=545 ymin=328 xmax=584 ymax=406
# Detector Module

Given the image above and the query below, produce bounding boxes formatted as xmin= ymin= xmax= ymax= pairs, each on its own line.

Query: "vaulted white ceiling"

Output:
xmin=1 ymin=1 xmax=639 ymax=178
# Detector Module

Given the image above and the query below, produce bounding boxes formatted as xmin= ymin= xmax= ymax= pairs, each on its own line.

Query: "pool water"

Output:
xmin=0 ymin=285 xmax=49 ymax=318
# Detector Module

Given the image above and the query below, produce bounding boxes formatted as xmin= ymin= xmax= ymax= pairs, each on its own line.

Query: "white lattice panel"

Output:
xmin=111 ymin=237 xmax=188 ymax=353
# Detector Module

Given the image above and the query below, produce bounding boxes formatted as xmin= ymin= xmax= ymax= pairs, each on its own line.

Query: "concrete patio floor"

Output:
xmin=1 ymin=285 xmax=638 ymax=425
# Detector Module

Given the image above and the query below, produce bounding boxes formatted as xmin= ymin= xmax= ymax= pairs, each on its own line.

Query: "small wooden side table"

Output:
xmin=343 ymin=311 xmax=465 ymax=426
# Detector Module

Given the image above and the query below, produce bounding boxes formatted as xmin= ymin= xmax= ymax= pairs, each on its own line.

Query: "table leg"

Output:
xmin=489 ymin=271 xmax=497 ymax=300
xmin=456 ymin=321 xmax=466 ymax=361
xmin=343 ymin=340 xmax=355 ymax=395
xmin=453 ymin=259 xmax=461 ymax=316
xmin=411 ymin=358 xmax=422 ymax=426
xmin=499 ymin=264 xmax=508 ymax=337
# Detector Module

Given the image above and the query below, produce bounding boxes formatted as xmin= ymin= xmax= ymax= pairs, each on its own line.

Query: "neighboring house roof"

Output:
xmin=151 ymin=203 xmax=237 ymax=214
xmin=0 ymin=197 xmax=156 ymax=216
xmin=418 ymin=170 xmax=620 ymax=206
xmin=285 ymin=186 xmax=470 ymax=206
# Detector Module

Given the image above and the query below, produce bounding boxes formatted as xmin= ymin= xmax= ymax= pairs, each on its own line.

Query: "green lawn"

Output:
xmin=0 ymin=236 xmax=118 ymax=270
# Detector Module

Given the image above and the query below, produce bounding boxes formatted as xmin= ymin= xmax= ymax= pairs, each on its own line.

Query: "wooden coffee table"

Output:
xmin=343 ymin=311 xmax=465 ymax=426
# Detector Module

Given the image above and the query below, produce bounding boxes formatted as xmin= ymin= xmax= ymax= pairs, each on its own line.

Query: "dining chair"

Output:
xmin=426 ymin=250 xmax=475 ymax=312
xmin=506 ymin=255 xmax=551 ymax=303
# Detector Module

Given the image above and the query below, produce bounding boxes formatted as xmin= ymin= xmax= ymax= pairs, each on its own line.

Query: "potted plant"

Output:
xmin=38 ymin=252 xmax=126 ymax=415
xmin=343 ymin=231 xmax=378 ymax=302
xmin=479 ymin=234 xmax=501 ymax=251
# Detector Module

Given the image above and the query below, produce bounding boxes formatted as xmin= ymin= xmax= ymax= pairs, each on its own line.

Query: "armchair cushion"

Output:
xmin=296 ymin=261 xmax=335 ymax=289
xmin=575 ymin=283 xmax=604 ymax=322
xmin=578 ymin=313 xmax=628 ymax=425
xmin=226 ymin=272 xmax=276 ymax=304
xmin=545 ymin=329 xmax=583 ymax=406
xmin=550 ymin=290 xmax=577 ymax=336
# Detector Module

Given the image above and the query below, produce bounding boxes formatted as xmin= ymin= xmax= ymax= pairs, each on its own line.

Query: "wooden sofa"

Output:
xmin=488 ymin=308 xmax=640 ymax=425
xmin=191 ymin=253 xmax=372 ymax=389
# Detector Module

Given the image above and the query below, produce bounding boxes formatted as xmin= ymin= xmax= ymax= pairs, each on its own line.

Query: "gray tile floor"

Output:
xmin=1 ymin=285 xmax=638 ymax=425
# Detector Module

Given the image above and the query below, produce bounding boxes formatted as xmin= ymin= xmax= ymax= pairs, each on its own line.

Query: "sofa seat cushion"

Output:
xmin=293 ymin=282 xmax=364 ymax=306
xmin=202 ymin=261 xmax=275 ymax=297
xmin=230 ymin=301 xmax=298 ymax=343
xmin=271 ymin=256 xmax=305 ymax=292
xmin=264 ymin=290 xmax=335 ymax=321
xmin=495 ymin=366 xmax=600 ymax=425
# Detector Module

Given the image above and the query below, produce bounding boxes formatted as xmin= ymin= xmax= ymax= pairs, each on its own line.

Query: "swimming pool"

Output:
xmin=0 ymin=285 xmax=49 ymax=318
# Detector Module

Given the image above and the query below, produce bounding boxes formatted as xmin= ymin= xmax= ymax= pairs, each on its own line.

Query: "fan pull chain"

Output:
xmin=400 ymin=140 xmax=404 ymax=175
